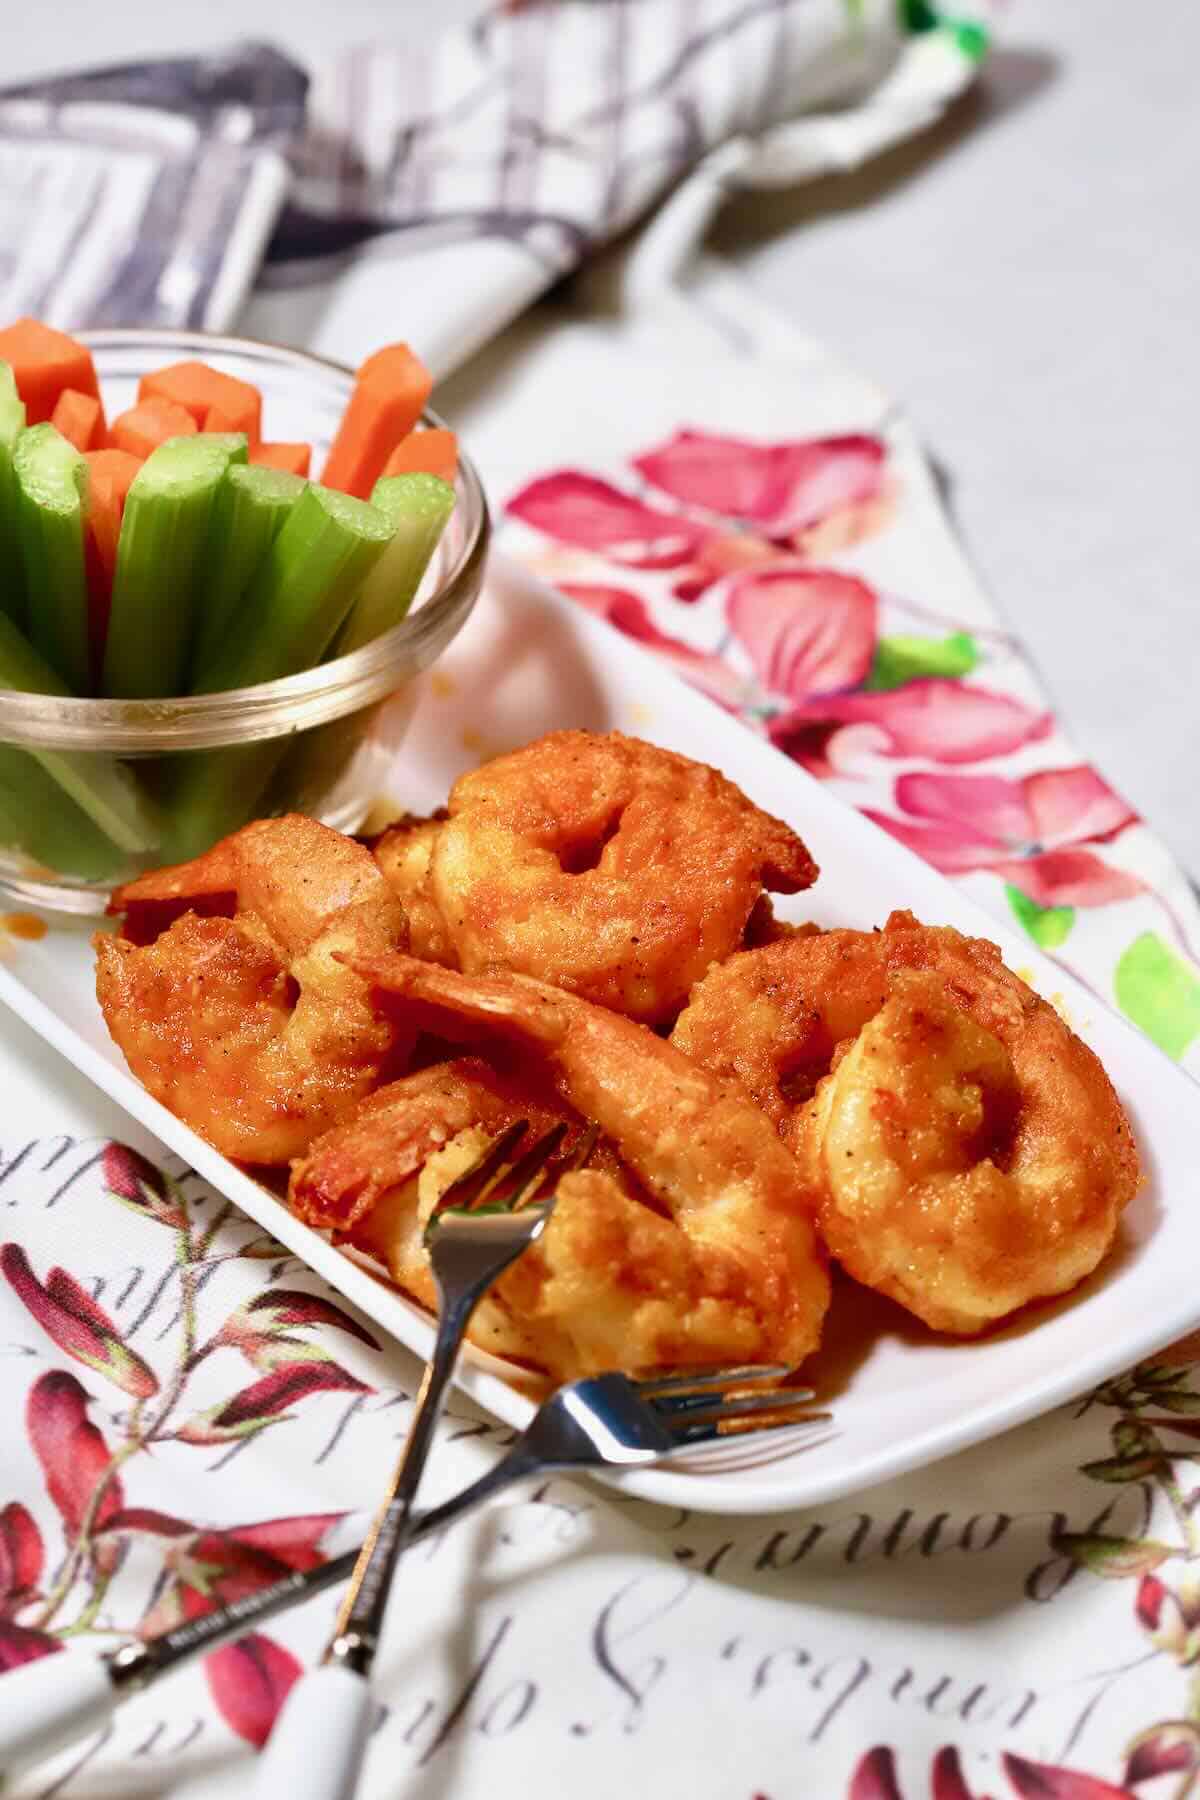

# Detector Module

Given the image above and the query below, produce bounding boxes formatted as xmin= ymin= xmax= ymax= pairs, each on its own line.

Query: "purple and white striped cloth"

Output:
xmin=0 ymin=1 xmax=981 ymax=371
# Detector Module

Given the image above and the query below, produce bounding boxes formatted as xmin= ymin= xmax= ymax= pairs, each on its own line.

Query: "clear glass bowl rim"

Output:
xmin=0 ymin=328 xmax=490 ymax=753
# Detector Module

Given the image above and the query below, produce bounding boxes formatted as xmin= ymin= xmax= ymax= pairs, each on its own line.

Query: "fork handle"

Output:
xmin=251 ymin=1665 xmax=373 ymax=1800
xmin=0 ymin=1646 xmax=115 ymax=1783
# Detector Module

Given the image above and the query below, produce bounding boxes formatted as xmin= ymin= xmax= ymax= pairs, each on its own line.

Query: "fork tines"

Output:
xmin=634 ymin=1364 xmax=826 ymax=1444
xmin=428 ymin=1117 xmax=598 ymax=1232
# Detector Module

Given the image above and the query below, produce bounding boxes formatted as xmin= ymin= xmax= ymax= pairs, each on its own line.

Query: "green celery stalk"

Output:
xmin=188 ymin=464 xmax=305 ymax=685
xmin=0 ymin=610 xmax=160 ymax=855
xmin=0 ymin=362 xmax=26 ymax=629
xmin=14 ymin=423 xmax=89 ymax=692
xmin=338 ymin=473 xmax=456 ymax=654
xmin=164 ymin=486 xmax=392 ymax=860
xmin=190 ymin=483 xmax=393 ymax=694
xmin=199 ymin=433 xmax=249 ymax=465
xmin=157 ymin=740 xmax=290 ymax=864
xmin=0 ymin=745 xmax=130 ymax=881
xmin=102 ymin=436 xmax=238 ymax=700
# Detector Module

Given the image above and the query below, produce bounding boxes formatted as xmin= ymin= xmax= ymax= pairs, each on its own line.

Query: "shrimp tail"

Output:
xmin=346 ymin=952 xmax=574 ymax=1051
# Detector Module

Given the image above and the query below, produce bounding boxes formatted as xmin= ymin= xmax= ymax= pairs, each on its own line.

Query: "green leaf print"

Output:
xmin=1115 ymin=932 xmax=1200 ymax=1060
xmin=1006 ymin=883 xmax=1075 ymax=951
xmin=863 ymin=630 xmax=978 ymax=692
xmin=898 ymin=1 xmax=989 ymax=59
xmin=1056 ymin=1531 xmax=1176 ymax=1578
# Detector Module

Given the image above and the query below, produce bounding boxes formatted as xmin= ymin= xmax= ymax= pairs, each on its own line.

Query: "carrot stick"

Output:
xmin=139 ymin=362 xmax=262 ymax=442
xmin=380 ymin=427 xmax=458 ymax=484
xmin=83 ymin=451 xmax=142 ymax=683
xmin=50 ymin=388 xmax=105 ymax=453
xmin=110 ymin=399 xmax=197 ymax=459
xmin=320 ymin=343 xmax=433 ymax=499
xmin=249 ymin=441 xmax=312 ymax=478
xmin=0 ymin=319 xmax=100 ymax=425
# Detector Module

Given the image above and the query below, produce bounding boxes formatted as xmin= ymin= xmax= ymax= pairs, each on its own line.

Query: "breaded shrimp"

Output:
xmin=368 ymin=813 xmax=455 ymax=967
xmin=95 ymin=817 xmax=411 ymax=1165
xmin=425 ymin=731 xmax=817 ymax=1022
xmin=290 ymin=955 xmax=830 ymax=1378
xmin=673 ymin=911 xmax=1141 ymax=1333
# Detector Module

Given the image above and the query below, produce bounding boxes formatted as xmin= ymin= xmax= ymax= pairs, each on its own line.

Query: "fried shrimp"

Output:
xmin=426 ymin=730 xmax=817 ymax=1022
xmin=673 ymin=911 xmax=1140 ymax=1333
xmin=290 ymin=955 xmax=830 ymax=1378
xmin=369 ymin=813 xmax=455 ymax=967
xmin=95 ymin=816 xmax=411 ymax=1165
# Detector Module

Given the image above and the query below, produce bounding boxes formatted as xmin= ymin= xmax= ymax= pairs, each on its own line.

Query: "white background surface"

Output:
xmin=9 ymin=0 xmax=1198 ymax=875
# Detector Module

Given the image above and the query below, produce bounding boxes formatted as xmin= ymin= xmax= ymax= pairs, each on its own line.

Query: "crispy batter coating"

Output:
xmin=290 ymin=955 xmax=830 ymax=1378
xmin=95 ymin=817 xmax=410 ymax=1164
xmin=369 ymin=813 xmax=456 ymax=967
xmin=674 ymin=911 xmax=1141 ymax=1333
xmin=425 ymin=731 xmax=817 ymax=1022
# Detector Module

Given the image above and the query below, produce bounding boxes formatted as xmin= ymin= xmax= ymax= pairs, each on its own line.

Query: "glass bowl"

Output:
xmin=0 ymin=328 xmax=489 ymax=914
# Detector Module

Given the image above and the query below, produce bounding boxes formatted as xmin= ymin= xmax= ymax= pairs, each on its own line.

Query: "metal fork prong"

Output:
xmin=493 ymin=1122 xmax=570 ymax=1211
xmin=427 ymin=1118 xmax=530 ymax=1225
xmin=670 ymin=1386 xmax=825 ymax=1422
xmin=668 ymin=1406 xmax=833 ymax=1448
xmin=637 ymin=1362 xmax=798 ymax=1399
xmin=652 ymin=1380 xmax=816 ymax=1418
xmin=564 ymin=1121 xmax=600 ymax=1173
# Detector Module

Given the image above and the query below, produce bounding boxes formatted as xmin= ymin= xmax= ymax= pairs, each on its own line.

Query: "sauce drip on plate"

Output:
xmin=1 ymin=913 xmax=47 ymax=942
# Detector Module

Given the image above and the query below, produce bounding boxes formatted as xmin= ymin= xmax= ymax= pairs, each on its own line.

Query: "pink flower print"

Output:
xmin=771 ymin=680 xmax=1053 ymax=776
xmin=0 ymin=1502 xmax=42 ymax=1616
xmin=505 ymin=471 xmax=708 ymax=568
xmin=174 ymin=1362 xmax=371 ymax=1445
xmin=862 ymin=767 xmax=1142 ymax=908
xmin=2 ymin=1245 xmax=158 ymax=1399
xmin=725 ymin=565 xmax=878 ymax=699
xmin=631 ymin=429 xmax=887 ymax=538
xmin=100 ymin=1143 xmax=188 ymax=1230
xmin=0 ymin=1622 xmax=61 ymax=1671
xmin=560 ymin=583 xmax=753 ymax=710
xmin=845 ymin=1747 xmax=1134 ymax=1799
xmin=1001 ymin=1753 xmax=1135 ymax=1797
xmin=26 ymin=1371 xmax=125 ymax=1545
xmin=1136 ymin=1569 xmax=1200 ymax=1663
xmin=205 ymin=1632 xmax=302 ymax=1748
xmin=139 ymin=1512 xmax=344 ymax=1639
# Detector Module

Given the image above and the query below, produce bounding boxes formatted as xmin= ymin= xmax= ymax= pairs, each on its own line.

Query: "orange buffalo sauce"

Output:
xmin=1 ymin=913 xmax=47 ymax=941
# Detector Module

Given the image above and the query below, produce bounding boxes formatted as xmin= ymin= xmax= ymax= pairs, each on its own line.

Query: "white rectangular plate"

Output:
xmin=1 ymin=554 xmax=1196 ymax=1516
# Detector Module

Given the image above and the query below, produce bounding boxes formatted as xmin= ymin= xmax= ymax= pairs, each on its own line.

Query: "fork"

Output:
xmin=0 ymin=1371 xmax=824 ymax=1787
xmin=0 ymin=1263 xmax=824 ymax=1785
xmin=248 ymin=1116 xmax=570 ymax=1799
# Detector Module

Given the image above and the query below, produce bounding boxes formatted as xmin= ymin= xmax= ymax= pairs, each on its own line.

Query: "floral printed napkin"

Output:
xmin=447 ymin=255 xmax=1200 ymax=1077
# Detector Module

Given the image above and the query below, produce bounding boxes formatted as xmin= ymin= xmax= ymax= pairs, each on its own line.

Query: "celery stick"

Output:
xmin=102 ymin=436 xmax=237 ymax=700
xmin=0 ymin=362 xmax=26 ymax=629
xmin=0 ymin=745 xmax=130 ymax=881
xmin=188 ymin=465 xmax=305 ymax=685
xmin=338 ymin=474 xmax=456 ymax=654
xmin=0 ymin=610 xmax=160 ymax=855
xmin=191 ymin=483 xmax=393 ymax=695
xmin=13 ymin=423 xmax=89 ymax=692
xmin=199 ymin=433 xmax=249 ymax=465
xmin=158 ymin=740 xmax=289 ymax=864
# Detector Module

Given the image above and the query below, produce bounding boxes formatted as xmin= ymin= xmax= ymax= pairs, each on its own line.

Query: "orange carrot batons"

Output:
xmin=320 ymin=343 xmax=433 ymax=500
xmin=138 ymin=362 xmax=262 ymax=442
xmin=110 ymin=399 xmax=197 ymax=459
xmin=250 ymin=441 xmax=312 ymax=478
xmin=0 ymin=318 xmax=100 ymax=425
xmin=50 ymin=388 xmax=105 ymax=453
xmin=82 ymin=452 xmax=141 ymax=681
xmin=380 ymin=428 xmax=458 ymax=484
